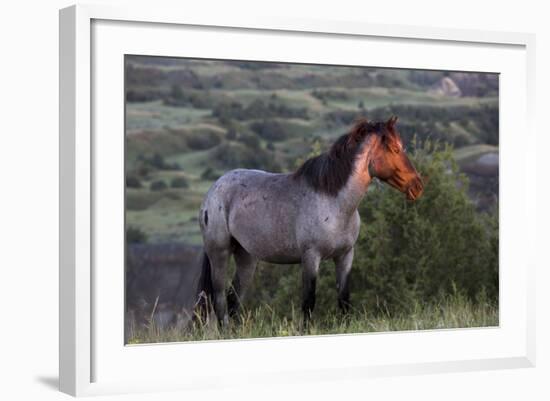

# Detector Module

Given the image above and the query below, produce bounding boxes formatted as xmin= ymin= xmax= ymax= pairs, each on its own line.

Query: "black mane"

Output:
xmin=293 ymin=119 xmax=384 ymax=196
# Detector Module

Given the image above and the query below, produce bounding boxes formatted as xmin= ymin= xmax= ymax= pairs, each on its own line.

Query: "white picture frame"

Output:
xmin=59 ymin=3 xmax=536 ymax=397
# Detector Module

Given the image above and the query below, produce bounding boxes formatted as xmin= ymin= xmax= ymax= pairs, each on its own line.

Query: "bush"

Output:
xmin=127 ymin=131 xmax=189 ymax=164
xmin=324 ymin=110 xmax=363 ymax=127
xmin=350 ymin=140 xmax=498 ymax=314
xmin=164 ymin=86 xmax=219 ymax=109
xmin=250 ymin=120 xmax=289 ymax=142
xmin=126 ymin=175 xmax=142 ymax=188
xmin=311 ymin=89 xmax=350 ymax=102
xmin=238 ymin=133 xmax=261 ymax=150
xmin=126 ymin=226 xmax=148 ymax=244
xmin=170 ymin=176 xmax=189 ymax=189
xmin=250 ymin=119 xmax=313 ymax=142
xmin=150 ymin=153 xmax=166 ymax=169
xmin=150 ymin=180 xmax=167 ymax=191
xmin=186 ymin=130 xmax=222 ymax=150
xmin=170 ymin=84 xmax=184 ymax=100
xmin=201 ymin=167 xmax=221 ymax=181
xmin=135 ymin=153 xmax=181 ymax=172
xmin=211 ymin=142 xmax=281 ymax=172
xmin=212 ymin=99 xmax=308 ymax=121
xmin=226 ymin=128 xmax=238 ymax=140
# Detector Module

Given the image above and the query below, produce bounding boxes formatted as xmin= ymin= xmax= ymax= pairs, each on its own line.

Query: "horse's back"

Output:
xmin=204 ymin=168 xmax=292 ymax=201
xmin=200 ymin=169 xmax=302 ymax=262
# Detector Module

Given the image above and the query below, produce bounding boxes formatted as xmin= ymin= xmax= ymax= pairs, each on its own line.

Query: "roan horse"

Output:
xmin=198 ymin=116 xmax=424 ymax=326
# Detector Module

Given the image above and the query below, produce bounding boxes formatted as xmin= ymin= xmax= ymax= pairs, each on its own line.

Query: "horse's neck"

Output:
xmin=336 ymin=139 xmax=375 ymax=216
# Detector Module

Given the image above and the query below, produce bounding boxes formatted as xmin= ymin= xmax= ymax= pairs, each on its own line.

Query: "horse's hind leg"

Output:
xmin=201 ymin=195 xmax=233 ymax=327
xmin=206 ymin=247 xmax=230 ymax=327
xmin=227 ymin=244 xmax=257 ymax=319
xmin=301 ymin=250 xmax=321 ymax=325
xmin=334 ymin=247 xmax=354 ymax=314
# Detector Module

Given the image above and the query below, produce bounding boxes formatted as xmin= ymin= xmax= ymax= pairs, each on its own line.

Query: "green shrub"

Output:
xmin=170 ymin=176 xmax=189 ymax=189
xmin=212 ymin=99 xmax=308 ymax=121
xmin=150 ymin=180 xmax=167 ymax=191
xmin=226 ymin=128 xmax=237 ymax=140
xmin=351 ymin=140 xmax=498 ymax=314
xmin=134 ymin=153 xmax=181 ymax=172
xmin=127 ymin=131 xmax=189 ymax=164
xmin=311 ymin=89 xmax=350 ymax=102
xmin=170 ymin=84 xmax=184 ymax=100
xmin=126 ymin=175 xmax=142 ymax=188
xmin=249 ymin=119 xmax=313 ymax=142
xmin=186 ymin=129 xmax=222 ymax=150
xmin=212 ymin=142 xmax=281 ymax=172
xmin=250 ymin=120 xmax=286 ymax=141
xmin=201 ymin=167 xmax=221 ymax=181
xmin=238 ymin=133 xmax=261 ymax=150
xmin=126 ymin=226 xmax=148 ymax=244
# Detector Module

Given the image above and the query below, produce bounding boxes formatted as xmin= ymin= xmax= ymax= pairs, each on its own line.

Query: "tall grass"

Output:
xmin=127 ymin=292 xmax=498 ymax=345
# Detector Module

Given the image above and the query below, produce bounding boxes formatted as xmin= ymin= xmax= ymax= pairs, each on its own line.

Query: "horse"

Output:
xmin=197 ymin=116 xmax=424 ymax=326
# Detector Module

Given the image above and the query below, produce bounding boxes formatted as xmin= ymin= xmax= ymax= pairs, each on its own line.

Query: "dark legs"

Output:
xmin=301 ymin=248 xmax=352 ymax=325
xmin=206 ymin=244 xmax=257 ymax=327
xmin=301 ymin=251 xmax=321 ymax=325
xmin=334 ymin=247 xmax=353 ymax=314
xmin=208 ymin=244 xmax=352 ymax=328
xmin=227 ymin=246 xmax=257 ymax=318
xmin=207 ymin=248 xmax=230 ymax=327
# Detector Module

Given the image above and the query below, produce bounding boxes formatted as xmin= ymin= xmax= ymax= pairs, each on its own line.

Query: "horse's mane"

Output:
xmin=293 ymin=118 xmax=385 ymax=196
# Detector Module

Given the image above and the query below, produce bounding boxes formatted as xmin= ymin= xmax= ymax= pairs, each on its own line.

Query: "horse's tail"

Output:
xmin=195 ymin=251 xmax=213 ymax=320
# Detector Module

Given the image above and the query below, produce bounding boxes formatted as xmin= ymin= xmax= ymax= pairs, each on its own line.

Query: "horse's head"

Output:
xmin=369 ymin=116 xmax=424 ymax=201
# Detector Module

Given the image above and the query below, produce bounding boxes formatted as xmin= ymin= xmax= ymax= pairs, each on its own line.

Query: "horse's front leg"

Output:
xmin=334 ymin=247 xmax=353 ymax=314
xmin=301 ymin=250 xmax=321 ymax=326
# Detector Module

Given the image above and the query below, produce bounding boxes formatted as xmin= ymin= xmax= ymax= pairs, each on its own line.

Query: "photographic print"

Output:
xmin=124 ymin=56 xmax=499 ymax=344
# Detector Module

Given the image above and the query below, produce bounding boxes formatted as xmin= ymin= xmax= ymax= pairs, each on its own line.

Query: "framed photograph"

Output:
xmin=59 ymin=4 xmax=536 ymax=396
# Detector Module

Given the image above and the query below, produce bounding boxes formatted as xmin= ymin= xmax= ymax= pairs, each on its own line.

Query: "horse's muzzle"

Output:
xmin=406 ymin=177 xmax=424 ymax=201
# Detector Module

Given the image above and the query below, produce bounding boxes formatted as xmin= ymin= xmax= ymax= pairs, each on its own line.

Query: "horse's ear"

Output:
xmin=348 ymin=118 xmax=370 ymax=144
xmin=386 ymin=115 xmax=398 ymax=130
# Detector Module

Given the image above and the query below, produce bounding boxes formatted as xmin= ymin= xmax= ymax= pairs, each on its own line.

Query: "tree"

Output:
xmin=350 ymin=140 xmax=498 ymax=314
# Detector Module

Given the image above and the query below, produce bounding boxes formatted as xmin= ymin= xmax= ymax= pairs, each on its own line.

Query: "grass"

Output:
xmin=126 ymin=293 xmax=498 ymax=344
xmin=126 ymin=198 xmax=203 ymax=244
xmin=165 ymin=148 xmax=213 ymax=177
xmin=126 ymin=101 xmax=211 ymax=132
